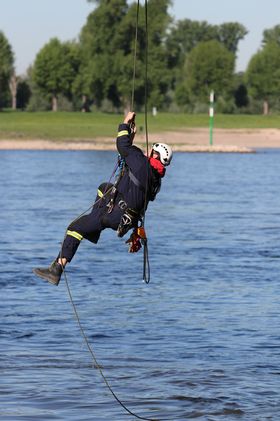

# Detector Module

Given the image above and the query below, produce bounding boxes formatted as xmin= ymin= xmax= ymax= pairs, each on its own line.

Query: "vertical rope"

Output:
xmin=131 ymin=0 xmax=140 ymax=110
xmin=141 ymin=0 xmax=150 ymax=284
xmin=144 ymin=0 xmax=149 ymax=159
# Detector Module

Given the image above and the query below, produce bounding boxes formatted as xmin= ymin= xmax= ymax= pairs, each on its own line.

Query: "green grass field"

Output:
xmin=0 ymin=111 xmax=280 ymax=140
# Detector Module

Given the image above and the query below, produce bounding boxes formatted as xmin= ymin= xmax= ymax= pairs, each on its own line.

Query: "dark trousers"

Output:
xmin=59 ymin=183 xmax=123 ymax=262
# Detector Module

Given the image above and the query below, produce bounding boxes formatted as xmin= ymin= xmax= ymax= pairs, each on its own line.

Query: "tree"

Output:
xmin=16 ymin=77 xmax=31 ymax=110
xmin=234 ymin=83 xmax=249 ymax=108
xmin=78 ymin=0 xmax=129 ymax=109
xmin=233 ymin=73 xmax=249 ymax=109
xmin=166 ymin=19 xmax=247 ymax=68
xmin=0 ymin=31 xmax=14 ymax=109
xmin=262 ymin=24 xmax=280 ymax=46
xmin=245 ymin=42 xmax=280 ymax=114
xmin=33 ymin=38 xmax=80 ymax=111
xmin=217 ymin=23 xmax=248 ymax=55
xmin=166 ymin=19 xmax=218 ymax=71
xmin=177 ymin=40 xmax=235 ymax=108
xmin=9 ymin=73 xmax=17 ymax=110
xmin=166 ymin=19 xmax=247 ymax=103
xmin=79 ymin=0 xmax=172 ymax=110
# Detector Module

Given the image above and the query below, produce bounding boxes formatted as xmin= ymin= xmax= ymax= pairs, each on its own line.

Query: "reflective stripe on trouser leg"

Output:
xmin=67 ymin=230 xmax=83 ymax=241
xmin=60 ymin=233 xmax=83 ymax=263
xmin=60 ymin=208 xmax=105 ymax=262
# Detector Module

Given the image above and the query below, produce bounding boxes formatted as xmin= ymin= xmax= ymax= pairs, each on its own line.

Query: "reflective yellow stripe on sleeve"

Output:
xmin=67 ymin=230 xmax=83 ymax=241
xmin=97 ymin=189 xmax=103 ymax=198
xmin=117 ymin=130 xmax=129 ymax=137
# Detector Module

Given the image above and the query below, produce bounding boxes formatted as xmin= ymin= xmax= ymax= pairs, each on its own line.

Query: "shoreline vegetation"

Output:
xmin=0 ymin=112 xmax=279 ymax=152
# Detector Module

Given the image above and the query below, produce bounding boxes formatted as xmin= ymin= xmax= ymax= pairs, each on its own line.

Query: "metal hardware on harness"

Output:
xmin=117 ymin=208 xmax=139 ymax=238
xmin=106 ymin=199 xmax=114 ymax=214
xmin=106 ymin=187 xmax=117 ymax=214
xmin=121 ymin=212 xmax=132 ymax=227
xmin=117 ymin=212 xmax=133 ymax=238
xmin=118 ymin=199 xmax=127 ymax=210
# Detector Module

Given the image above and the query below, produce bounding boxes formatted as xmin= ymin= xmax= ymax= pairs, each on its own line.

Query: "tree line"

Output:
xmin=1 ymin=0 xmax=280 ymax=114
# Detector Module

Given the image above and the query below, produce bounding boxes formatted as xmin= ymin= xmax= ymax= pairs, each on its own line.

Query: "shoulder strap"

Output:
xmin=128 ymin=168 xmax=146 ymax=193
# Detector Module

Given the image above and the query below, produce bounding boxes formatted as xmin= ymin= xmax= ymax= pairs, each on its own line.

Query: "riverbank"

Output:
xmin=0 ymin=128 xmax=279 ymax=152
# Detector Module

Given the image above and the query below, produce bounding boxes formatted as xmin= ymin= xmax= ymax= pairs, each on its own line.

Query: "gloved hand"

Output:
xmin=126 ymin=231 xmax=142 ymax=253
xmin=125 ymin=226 xmax=147 ymax=253
xmin=130 ymin=122 xmax=137 ymax=142
xmin=124 ymin=111 xmax=136 ymax=125
xmin=123 ymin=111 xmax=137 ymax=141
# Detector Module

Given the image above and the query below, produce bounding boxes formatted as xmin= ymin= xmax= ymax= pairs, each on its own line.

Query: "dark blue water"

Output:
xmin=1 ymin=149 xmax=280 ymax=421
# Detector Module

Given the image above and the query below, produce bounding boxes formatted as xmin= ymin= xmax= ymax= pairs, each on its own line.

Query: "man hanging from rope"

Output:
xmin=33 ymin=111 xmax=173 ymax=286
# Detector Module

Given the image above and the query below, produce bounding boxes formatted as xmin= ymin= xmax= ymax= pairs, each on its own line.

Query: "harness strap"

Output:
xmin=128 ymin=168 xmax=146 ymax=193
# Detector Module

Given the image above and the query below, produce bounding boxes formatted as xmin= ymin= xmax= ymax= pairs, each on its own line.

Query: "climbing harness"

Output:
xmin=106 ymin=157 xmax=147 ymax=239
xmin=117 ymin=206 xmax=140 ymax=237
xmin=60 ymin=2 xmax=159 ymax=421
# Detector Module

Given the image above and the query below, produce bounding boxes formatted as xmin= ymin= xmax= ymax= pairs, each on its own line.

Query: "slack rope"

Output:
xmin=62 ymin=269 xmax=158 ymax=421
xmin=60 ymin=1 xmax=159 ymax=420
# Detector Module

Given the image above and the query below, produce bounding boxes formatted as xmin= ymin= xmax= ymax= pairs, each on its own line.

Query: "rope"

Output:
xmin=131 ymin=0 xmax=140 ymax=110
xmin=144 ymin=0 xmax=149 ymax=160
xmin=62 ymin=271 xmax=158 ymax=421
xmin=142 ymin=0 xmax=151 ymax=284
xmin=59 ymin=2 xmax=159 ymax=420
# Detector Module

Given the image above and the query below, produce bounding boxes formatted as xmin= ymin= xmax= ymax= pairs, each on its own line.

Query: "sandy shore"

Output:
xmin=0 ymin=128 xmax=279 ymax=152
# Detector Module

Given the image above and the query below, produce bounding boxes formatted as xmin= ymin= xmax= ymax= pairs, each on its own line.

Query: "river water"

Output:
xmin=0 ymin=149 xmax=280 ymax=421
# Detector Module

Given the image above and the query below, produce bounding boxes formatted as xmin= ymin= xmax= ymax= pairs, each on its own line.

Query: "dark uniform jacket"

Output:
xmin=116 ymin=123 xmax=160 ymax=212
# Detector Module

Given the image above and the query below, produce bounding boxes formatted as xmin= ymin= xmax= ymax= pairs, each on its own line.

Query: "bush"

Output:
xmin=193 ymin=102 xmax=209 ymax=114
xmin=56 ymin=95 xmax=74 ymax=111
xmin=215 ymin=96 xmax=236 ymax=114
xmin=26 ymin=92 xmax=51 ymax=111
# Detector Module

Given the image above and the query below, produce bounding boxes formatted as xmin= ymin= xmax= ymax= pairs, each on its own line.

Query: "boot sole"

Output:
xmin=33 ymin=268 xmax=60 ymax=286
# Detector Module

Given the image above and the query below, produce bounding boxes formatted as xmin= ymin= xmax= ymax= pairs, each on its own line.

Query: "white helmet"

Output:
xmin=152 ymin=143 xmax=173 ymax=166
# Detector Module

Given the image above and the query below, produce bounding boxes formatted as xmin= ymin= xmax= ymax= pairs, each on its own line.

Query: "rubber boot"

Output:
xmin=33 ymin=261 xmax=63 ymax=286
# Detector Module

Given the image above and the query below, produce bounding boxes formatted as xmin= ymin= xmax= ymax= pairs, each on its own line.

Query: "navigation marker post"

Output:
xmin=209 ymin=90 xmax=214 ymax=146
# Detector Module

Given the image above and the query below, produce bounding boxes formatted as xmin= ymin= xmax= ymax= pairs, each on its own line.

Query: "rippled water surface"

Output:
xmin=1 ymin=149 xmax=280 ymax=421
